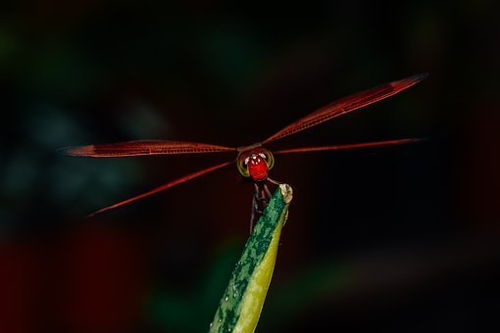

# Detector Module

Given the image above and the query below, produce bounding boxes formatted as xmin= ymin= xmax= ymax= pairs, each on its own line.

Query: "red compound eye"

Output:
xmin=247 ymin=155 xmax=268 ymax=181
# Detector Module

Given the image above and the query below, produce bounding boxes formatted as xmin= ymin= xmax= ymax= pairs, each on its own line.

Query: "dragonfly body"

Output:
xmin=65 ymin=74 xmax=427 ymax=220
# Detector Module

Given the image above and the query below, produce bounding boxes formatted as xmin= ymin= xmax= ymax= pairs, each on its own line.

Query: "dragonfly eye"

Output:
xmin=261 ymin=149 xmax=275 ymax=170
xmin=237 ymin=154 xmax=251 ymax=177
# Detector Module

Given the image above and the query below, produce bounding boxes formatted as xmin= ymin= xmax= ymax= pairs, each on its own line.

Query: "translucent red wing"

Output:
xmin=64 ymin=140 xmax=236 ymax=157
xmin=263 ymin=73 xmax=428 ymax=144
xmin=274 ymin=138 xmax=422 ymax=154
xmin=88 ymin=160 xmax=233 ymax=216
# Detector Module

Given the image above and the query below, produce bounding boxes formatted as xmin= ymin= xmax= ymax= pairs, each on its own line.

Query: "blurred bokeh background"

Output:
xmin=1 ymin=1 xmax=499 ymax=332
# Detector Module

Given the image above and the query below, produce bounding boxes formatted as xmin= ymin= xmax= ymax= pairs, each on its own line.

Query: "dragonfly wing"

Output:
xmin=263 ymin=74 xmax=427 ymax=144
xmin=88 ymin=160 xmax=233 ymax=216
xmin=64 ymin=140 xmax=236 ymax=157
xmin=274 ymin=138 xmax=422 ymax=154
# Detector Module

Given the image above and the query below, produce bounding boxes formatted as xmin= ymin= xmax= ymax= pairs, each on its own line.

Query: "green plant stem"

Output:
xmin=209 ymin=183 xmax=293 ymax=333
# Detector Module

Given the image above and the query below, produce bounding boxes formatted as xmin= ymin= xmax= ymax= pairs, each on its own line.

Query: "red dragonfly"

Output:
xmin=66 ymin=74 xmax=427 ymax=227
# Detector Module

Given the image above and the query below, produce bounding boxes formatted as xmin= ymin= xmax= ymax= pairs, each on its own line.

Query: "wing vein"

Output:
xmin=263 ymin=74 xmax=427 ymax=144
xmin=274 ymin=138 xmax=422 ymax=154
xmin=88 ymin=160 xmax=234 ymax=216
xmin=64 ymin=140 xmax=236 ymax=157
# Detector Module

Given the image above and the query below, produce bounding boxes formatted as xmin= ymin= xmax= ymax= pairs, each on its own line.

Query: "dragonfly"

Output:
xmin=65 ymin=73 xmax=427 ymax=229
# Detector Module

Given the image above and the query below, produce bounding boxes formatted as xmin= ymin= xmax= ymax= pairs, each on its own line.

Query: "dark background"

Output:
xmin=1 ymin=1 xmax=499 ymax=332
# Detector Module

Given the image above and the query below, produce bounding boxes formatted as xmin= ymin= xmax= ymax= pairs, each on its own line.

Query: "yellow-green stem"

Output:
xmin=209 ymin=184 xmax=293 ymax=333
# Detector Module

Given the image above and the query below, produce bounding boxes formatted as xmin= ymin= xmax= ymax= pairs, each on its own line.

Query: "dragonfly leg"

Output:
xmin=263 ymin=183 xmax=272 ymax=198
xmin=249 ymin=194 xmax=259 ymax=233
xmin=266 ymin=177 xmax=281 ymax=185
xmin=249 ymin=183 xmax=269 ymax=233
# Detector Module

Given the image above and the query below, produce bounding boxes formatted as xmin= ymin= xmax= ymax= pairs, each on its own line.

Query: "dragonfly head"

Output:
xmin=236 ymin=147 xmax=275 ymax=181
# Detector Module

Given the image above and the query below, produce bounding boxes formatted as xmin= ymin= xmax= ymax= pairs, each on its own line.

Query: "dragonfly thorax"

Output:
xmin=236 ymin=148 xmax=275 ymax=181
